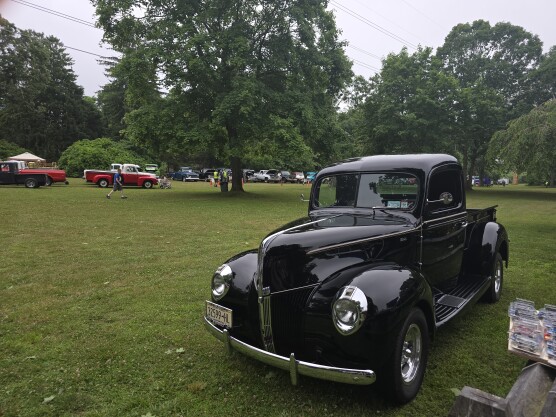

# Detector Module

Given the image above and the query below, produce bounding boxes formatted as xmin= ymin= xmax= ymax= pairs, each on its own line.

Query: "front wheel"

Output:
xmin=386 ymin=308 xmax=429 ymax=404
xmin=485 ymin=252 xmax=503 ymax=303
xmin=143 ymin=180 xmax=153 ymax=189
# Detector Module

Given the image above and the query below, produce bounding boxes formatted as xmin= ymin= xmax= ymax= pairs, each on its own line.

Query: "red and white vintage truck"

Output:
xmin=8 ymin=160 xmax=68 ymax=186
xmin=84 ymin=164 xmax=158 ymax=188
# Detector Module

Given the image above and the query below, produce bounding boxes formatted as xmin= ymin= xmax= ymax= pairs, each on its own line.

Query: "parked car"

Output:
xmin=170 ymin=167 xmax=200 ymax=182
xmin=243 ymin=169 xmax=255 ymax=182
xmin=199 ymin=168 xmax=218 ymax=181
xmin=279 ymin=170 xmax=292 ymax=183
xmin=291 ymin=171 xmax=305 ymax=183
xmin=254 ymin=169 xmax=281 ymax=182
xmin=0 ymin=161 xmax=48 ymax=188
xmin=9 ymin=160 xmax=68 ymax=185
xmin=145 ymin=164 xmax=159 ymax=176
xmin=85 ymin=164 xmax=158 ymax=188
xmin=204 ymin=154 xmax=509 ymax=404
xmin=305 ymin=171 xmax=317 ymax=183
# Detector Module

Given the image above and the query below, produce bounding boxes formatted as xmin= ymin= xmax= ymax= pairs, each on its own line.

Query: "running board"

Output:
xmin=434 ymin=275 xmax=490 ymax=327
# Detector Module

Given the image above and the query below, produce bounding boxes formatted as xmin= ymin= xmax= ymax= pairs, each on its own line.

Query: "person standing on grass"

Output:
xmin=107 ymin=168 xmax=127 ymax=199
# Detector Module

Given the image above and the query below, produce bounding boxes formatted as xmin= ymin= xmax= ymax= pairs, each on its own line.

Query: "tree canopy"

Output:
xmin=437 ymin=20 xmax=543 ymax=116
xmin=0 ymin=16 xmax=104 ymax=161
xmin=93 ymin=0 xmax=352 ymax=190
xmin=362 ymin=47 xmax=460 ymax=155
xmin=489 ymin=100 xmax=556 ymax=186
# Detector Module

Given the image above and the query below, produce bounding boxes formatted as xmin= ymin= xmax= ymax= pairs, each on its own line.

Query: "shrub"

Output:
xmin=58 ymin=138 xmax=147 ymax=177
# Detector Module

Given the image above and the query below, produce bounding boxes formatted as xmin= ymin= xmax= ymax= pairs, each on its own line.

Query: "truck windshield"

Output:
xmin=314 ymin=173 xmax=419 ymax=210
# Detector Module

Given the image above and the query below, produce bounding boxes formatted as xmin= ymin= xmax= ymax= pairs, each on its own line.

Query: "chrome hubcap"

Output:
xmin=494 ymin=261 xmax=502 ymax=294
xmin=401 ymin=323 xmax=422 ymax=384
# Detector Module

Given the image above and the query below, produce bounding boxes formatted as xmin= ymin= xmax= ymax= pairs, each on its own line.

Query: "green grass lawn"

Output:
xmin=1 ymin=180 xmax=555 ymax=417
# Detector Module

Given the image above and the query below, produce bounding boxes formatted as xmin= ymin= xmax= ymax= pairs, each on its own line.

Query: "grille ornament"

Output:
xmin=257 ymin=242 xmax=276 ymax=353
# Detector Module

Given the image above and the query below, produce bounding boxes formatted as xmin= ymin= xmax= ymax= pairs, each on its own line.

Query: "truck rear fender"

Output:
xmin=93 ymin=174 xmax=111 ymax=184
xmin=463 ymin=222 xmax=509 ymax=277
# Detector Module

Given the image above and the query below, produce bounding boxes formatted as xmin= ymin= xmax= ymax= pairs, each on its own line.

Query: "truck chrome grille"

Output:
xmin=270 ymin=286 xmax=315 ymax=356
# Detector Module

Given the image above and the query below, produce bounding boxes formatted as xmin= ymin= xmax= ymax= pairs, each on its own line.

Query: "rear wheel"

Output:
xmin=45 ymin=176 xmax=52 ymax=186
xmin=386 ymin=308 xmax=429 ymax=404
xmin=485 ymin=252 xmax=503 ymax=303
xmin=98 ymin=178 xmax=109 ymax=188
xmin=25 ymin=178 xmax=38 ymax=188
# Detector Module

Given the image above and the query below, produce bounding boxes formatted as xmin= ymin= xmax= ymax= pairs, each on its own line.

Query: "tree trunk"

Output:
xmin=461 ymin=145 xmax=472 ymax=191
xmin=225 ymin=124 xmax=244 ymax=193
xmin=230 ymin=156 xmax=244 ymax=192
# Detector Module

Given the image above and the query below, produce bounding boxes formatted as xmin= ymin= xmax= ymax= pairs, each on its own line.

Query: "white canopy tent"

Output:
xmin=8 ymin=152 xmax=46 ymax=162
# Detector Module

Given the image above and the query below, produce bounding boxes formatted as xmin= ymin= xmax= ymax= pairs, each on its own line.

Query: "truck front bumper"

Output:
xmin=203 ymin=317 xmax=376 ymax=386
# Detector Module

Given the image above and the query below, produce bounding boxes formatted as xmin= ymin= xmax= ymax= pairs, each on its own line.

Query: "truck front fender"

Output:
xmin=346 ymin=265 xmax=434 ymax=335
xmin=304 ymin=263 xmax=434 ymax=369
xmin=463 ymin=222 xmax=509 ymax=277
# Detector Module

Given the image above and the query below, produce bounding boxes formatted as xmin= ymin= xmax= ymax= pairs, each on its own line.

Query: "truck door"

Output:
xmin=421 ymin=167 xmax=467 ymax=289
xmin=0 ymin=163 xmax=16 ymax=184
xmin=123 ymin=165 xmax=139 ymax=185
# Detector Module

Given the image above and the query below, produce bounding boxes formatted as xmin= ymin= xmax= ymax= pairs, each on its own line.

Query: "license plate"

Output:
xmin=205 ymin=301 xmax=233 ymax=328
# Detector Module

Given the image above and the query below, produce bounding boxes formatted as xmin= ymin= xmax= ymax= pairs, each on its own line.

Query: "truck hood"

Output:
xmin=259 ymin=212 xmax=418 ymax=292
xmin=265 ymin=213 xmax=416 ymax=253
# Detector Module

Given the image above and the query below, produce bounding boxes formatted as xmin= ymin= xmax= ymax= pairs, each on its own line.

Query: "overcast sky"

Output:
xmin=1 ymin=0 xmax=556 ymax=96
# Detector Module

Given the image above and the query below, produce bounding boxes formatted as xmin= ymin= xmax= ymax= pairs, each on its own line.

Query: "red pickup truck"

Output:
xmin=7 ymin=160 xmax=68 ymax=185
xmin=20 ymin=168 xmax=67 ymax=186
xmin=84 ymin=164 xmax=158 ymax=188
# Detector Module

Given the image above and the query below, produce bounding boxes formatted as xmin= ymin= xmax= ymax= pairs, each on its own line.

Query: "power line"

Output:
xmin=10 ymin=0 xmax=98 ymax=29
xmin=64 ymin=45 xmax=115 ymax=59
xmin=330 ymin=0 xmax=419 ymax=50
xmin=400 ymin=0 xmax=448 ymax=32
xmin=9 ymin=0 xmax=117 ymax=59
xmin=353 ymin=0 xmax=426 ymax=45
xmin=348 ymin=45 xmax=382 ymax=61
xmin=352 ymin=59 xmax=381 ymax=73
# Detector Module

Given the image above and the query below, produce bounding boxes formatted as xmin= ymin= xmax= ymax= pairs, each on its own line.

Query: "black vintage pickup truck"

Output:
xmin=0 ymin=161 xmax=48 ymax=188
xmin=204 ymin=154 xmax=509 ymax=403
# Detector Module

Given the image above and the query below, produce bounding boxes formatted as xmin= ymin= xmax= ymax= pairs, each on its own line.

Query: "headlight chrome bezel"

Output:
xmin=332 ymin=286 xmax=368 ymax=336
xmin=211 ymin=264 xmax=233 ymax=301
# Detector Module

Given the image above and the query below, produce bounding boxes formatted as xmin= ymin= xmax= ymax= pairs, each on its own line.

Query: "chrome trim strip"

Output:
xmin=204 ymin=317 xmax=376 ymax=386
xmin=307 ymin=228 xmax=418 ymax=256
xmin=269 ymin=284 xmax=318 ymax=296
xmin=422 ymin=212 xmax=467 ymax=226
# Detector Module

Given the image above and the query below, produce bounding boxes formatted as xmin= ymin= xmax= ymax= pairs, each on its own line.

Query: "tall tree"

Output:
xmin=436 ymin=20 xmax=543 ymax=187
xmin=0 ymin=17 xmax=104 ymax=161
xmin=437 ymin=20 xmax=543 ymax=116
xmin=452 ymin=83 xmax=506 ymax=187
xmin=93 ymin=0 xmax=352 ymax=191
xmin=489 ymin=99 xmax=556 ymax=186
xmin=362 ymin=47 xmax=460 ymax=155
xmin=529 ymin=46 xmax=556 ymax=104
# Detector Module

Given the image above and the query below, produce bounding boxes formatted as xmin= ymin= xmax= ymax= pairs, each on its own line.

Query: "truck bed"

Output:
xmin=467 ymin=205 xmax=497 ymax=224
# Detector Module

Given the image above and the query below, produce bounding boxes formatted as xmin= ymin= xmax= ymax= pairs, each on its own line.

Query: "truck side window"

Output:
xmin=427 ymin=169 xmax=462 ymax=213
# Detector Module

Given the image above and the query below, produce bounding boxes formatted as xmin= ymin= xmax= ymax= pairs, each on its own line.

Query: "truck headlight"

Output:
xmin=332 ymin=286 xmax=368 ymax=335
xmin=212 ymin=264 xmax=233 ymax=301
